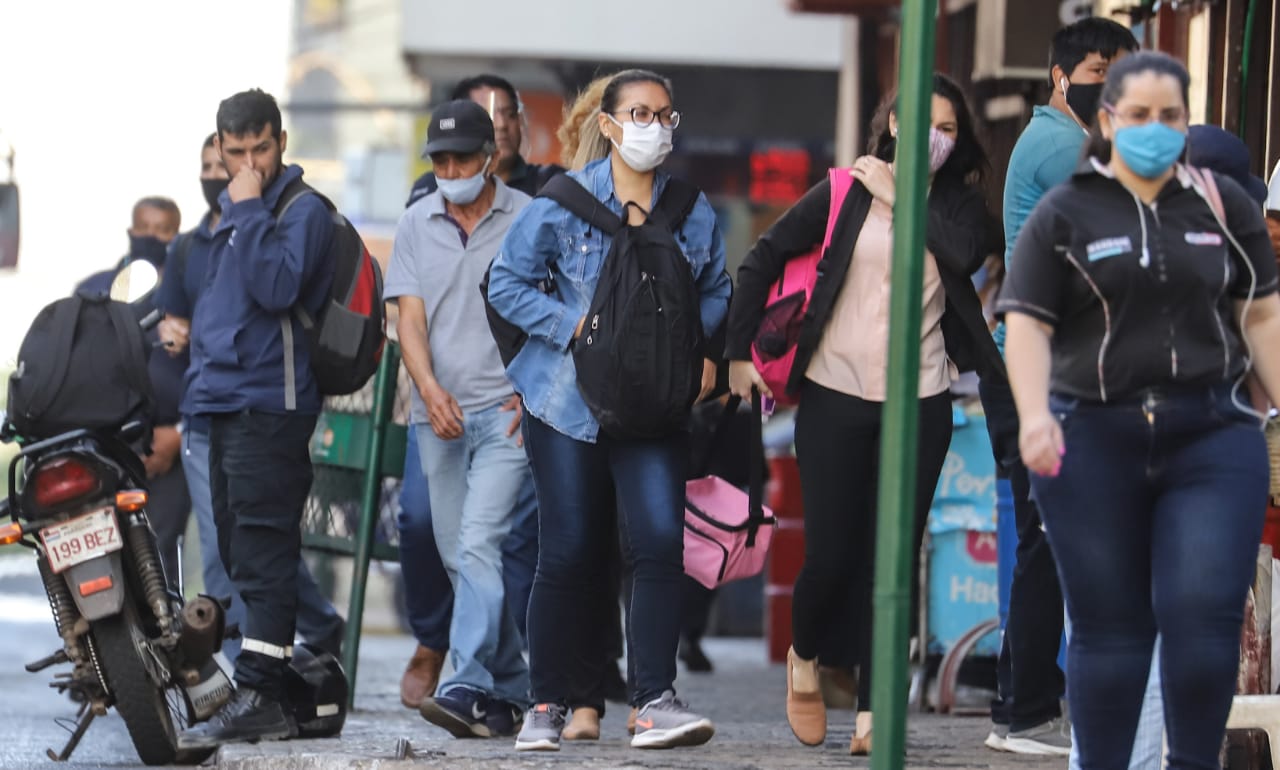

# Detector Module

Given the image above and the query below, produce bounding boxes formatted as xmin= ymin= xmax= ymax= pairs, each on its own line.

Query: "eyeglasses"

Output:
xmin=611 ymin=106 xmax=681 ymax=129
xmin=1104 ymin=102 xmax=1187 ymax=128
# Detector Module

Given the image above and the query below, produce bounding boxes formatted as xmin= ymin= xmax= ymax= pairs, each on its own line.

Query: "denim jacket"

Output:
xmin=488 ymin=157 xmax=731 ymax=442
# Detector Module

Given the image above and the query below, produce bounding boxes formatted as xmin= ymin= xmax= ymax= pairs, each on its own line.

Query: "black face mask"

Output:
xmin=1063 ymin=80 xmax=1104 ymax=127
xmin=202 ymin=178 xmax=230 ymax=212
xmin=128 ymin=234 xmax=169 ymax=269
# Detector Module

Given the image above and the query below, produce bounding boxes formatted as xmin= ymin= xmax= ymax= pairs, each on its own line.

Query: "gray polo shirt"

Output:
xmin=384 ymin=179 xmax=531 ymax=424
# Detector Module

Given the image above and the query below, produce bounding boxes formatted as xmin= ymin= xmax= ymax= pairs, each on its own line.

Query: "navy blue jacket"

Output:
xmin=185 ymin=164 xmax=334 ymax=415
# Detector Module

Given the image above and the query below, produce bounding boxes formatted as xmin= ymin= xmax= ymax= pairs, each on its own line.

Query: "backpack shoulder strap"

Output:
xmin=22 ymin=295 xmax=83 ymax=419
xmin=170 ymin=229 xmax=197 ymax=286
xmin=824 ymin=168 xmax=856 ymax=247
xmin=654 ymin=178 xmax=701 ymax=233
xmin=537 ymin=174 xmax=622 ymax=235
xmin=104 ymin=300 xmax=153 ymax=409
xmin=274 ymin=178 xmax=329 ymax=221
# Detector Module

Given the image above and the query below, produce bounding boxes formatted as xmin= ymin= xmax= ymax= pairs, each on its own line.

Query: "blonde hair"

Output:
xmin=557 ymin=75 xmax=614 ymax=170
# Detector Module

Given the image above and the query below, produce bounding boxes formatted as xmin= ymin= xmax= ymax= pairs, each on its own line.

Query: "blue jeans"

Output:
xmin=416 ymin=403 xmax=534 ymax=708
xmin=398 ymin=429 xmax=540 ymax=652
xmin=1068 ymin=618 xmax=1164 ymax=770
xmin=184 ymin=421 xmax=345 ymax=664
xmin=1031 ymin=384 xmax=1267 ymax=770
xmin=523 ymin=414 xmax=686 ymax=708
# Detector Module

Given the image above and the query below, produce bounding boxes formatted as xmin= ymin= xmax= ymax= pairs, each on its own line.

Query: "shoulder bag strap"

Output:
xmin=537 ymin=174 xmax=623 ymax=235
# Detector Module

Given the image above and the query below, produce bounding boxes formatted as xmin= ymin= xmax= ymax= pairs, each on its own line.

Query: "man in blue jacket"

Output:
xmin=179 ymin=89 xmax=335 ymax=748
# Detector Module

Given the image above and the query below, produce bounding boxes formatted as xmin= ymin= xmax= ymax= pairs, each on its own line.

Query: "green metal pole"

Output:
xmin=870 ymin=2 xmax=937 ymax=768
xmin=1237 ymin=0 xmax=1258 ymax=138
xmin=342 ymin=342 xmax=399 ymax=705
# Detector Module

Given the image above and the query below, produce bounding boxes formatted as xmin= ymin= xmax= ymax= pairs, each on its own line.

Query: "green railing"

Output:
xmin=302 ymin=342 xmax=408 ymax=704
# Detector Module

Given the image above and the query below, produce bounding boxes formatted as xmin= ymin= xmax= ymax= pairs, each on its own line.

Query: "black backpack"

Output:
xmin=274 ymin=180 xmax=386 ymax=399
xmin=537 ymin=173 xmax=704 ymax=439
xmin=6 ymin=291 xmax=154 ymax=439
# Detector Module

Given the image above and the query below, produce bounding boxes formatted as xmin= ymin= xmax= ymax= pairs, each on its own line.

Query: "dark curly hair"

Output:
xmin=866 ymin=73 xmax=989 ymax=185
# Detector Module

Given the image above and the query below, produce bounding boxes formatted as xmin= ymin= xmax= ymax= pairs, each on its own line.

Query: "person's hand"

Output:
xmin=500 ymin=394 xmax=524 ymax=448
xmin=574 ymin=315 xmax=587 ymax=339
xmin=228 ymin=163 xmax=264 ymax=204
xmin=421 ymin=381 xmax=464 ymax=440
xmin=728 ymin=360 xmax=771 ymax=400
xmin=1019 ymin=410 xmax=1065 ymax=477
xmin=851 ymin=155 xmax=895 ymax=207
xmin=697 ymin=358 xmax=718 ymax=403
xmin=142 ymin=425 xmax=181 ymax=479
xmin=158 ymin=316 xmax=191 ymax=356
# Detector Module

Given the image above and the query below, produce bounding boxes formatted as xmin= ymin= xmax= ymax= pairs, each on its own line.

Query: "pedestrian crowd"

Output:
xmin=70 ymin=14 xmax=1280 ymax=767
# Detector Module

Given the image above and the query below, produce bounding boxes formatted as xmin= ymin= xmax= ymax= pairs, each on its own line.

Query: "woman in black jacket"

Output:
xmin=726 ymin=73 xmax=1002 ymax=754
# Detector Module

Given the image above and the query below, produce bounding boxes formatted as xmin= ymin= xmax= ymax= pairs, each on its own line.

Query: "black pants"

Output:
xmin=791 ymin=381 xmax=952 ymax=712
xmin=978 ymin=376 xmax=1065 ymax=731
xmin=147 ymin=461 xmax=191 ymax=592
xmin=209 ymin=410 xmax=317 ymax=699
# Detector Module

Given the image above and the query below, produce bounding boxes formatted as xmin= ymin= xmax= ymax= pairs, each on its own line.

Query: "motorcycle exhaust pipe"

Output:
xmin=178 ymin=595 xmax=225 ymax=665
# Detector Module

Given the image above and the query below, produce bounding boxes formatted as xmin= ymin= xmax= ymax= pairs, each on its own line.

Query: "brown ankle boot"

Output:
xmin=786 ymin=646 xmax=826 ymax=746
xmin=849 ymin=711 xmax=873 ymax=755
xmin=399 ymin=644 xmax=445 ymax=709
xmin=561 ymin=707 xmax=600 ymax=740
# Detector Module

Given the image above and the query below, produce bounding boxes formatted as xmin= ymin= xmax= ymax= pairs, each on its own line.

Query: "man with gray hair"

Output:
xmin=385 ymin=99 xmax=535 ymax=739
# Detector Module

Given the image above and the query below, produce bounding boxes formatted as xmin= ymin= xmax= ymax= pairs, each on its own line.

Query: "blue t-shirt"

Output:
xmin=994 ymin=105 xmax=1086 ymax=354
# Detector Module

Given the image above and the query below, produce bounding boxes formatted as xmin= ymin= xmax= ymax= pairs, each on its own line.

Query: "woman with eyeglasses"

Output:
xmin=488 ymin=69 xmax=731 ymax=752
xmin=1000 ymin=52 xmax=1280 ymax=767
xmin=725 ymin=73 xmax=1002 ymax=754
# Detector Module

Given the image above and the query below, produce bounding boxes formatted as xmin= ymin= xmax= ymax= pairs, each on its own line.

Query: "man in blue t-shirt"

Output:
xmin=983 ymin=16 xmax=1137 ymax=757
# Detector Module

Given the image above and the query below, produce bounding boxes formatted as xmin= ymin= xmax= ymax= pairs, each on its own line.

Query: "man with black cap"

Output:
xmin=385 ymin=99 xmax=534 ymax=738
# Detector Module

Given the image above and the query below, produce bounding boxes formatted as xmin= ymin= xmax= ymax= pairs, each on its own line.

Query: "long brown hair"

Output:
xmin=866 ymin=72 xmax=989 ymax=185
xmin=558 ymin=75 xmax=614 ymax=169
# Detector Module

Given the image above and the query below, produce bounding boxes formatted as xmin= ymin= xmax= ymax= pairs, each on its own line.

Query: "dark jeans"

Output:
xmin=978 ymin=376 xmax=1065 ymax=731
xmin=396 ymin=427 xmax=542 ymax=651
xmin=523 ymin=414 xmax=686 ymax=708
xmin=1033 ymin=384 xmax=1267 ymax=770
xmin=791 ymin=381 xmax=952 ymax=712
xmin=209 ymin=410 xmax=317 ymax=699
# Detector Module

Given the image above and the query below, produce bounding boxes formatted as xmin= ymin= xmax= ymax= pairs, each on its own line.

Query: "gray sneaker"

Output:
xmin=514 ymin=703 xmax=566 ymax=752
xmin=630 ymin=691 xmax=715 ymax=749
xmin=1004 ymin=718 xmax=1072 ymax=756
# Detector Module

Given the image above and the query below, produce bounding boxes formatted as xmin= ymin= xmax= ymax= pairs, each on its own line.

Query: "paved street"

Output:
xmin=0 ymin=550 xmax=1067 ymax=769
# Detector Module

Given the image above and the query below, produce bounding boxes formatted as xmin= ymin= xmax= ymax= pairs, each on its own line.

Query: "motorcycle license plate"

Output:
xmin=39 ymin=508 xmax=122 ymax=574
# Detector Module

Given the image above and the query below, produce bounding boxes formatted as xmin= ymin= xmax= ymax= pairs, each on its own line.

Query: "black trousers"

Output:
xmin=147 ymin=461 xmax=191 ymax=592
xmin=978 ymin=376 xmax=1065 ymax=730
xmin=790 ymin=381 xmax=952 ymax=712
xmin=209 ymin=410 xmax=317 ymax=699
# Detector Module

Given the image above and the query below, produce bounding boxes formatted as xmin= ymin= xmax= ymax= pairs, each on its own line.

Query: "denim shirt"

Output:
xmin=488 ymin=157 xmax=731 ymax=443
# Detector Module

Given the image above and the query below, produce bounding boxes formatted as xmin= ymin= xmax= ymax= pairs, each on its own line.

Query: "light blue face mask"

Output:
xmin=437 ymin=156 xmax=491 ymax=204
xmin=1111 ymin=121 xmax=1186 ymax=179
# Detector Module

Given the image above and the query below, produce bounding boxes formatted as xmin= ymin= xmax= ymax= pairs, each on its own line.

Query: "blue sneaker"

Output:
xmin=485 ymin=699 xmax=523 ymax=738
xmin=420 ymin=686 xmax=490 ymax=738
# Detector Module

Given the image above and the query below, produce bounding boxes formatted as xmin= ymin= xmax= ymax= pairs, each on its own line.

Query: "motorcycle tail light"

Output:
xmin=31 ymin=458 xmax=101 ymax=509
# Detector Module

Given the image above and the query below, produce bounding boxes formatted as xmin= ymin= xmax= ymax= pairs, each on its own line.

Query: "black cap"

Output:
xmin=1188 ymin=125 xmax=1268 ymax=204
xmin=421 ymin=99 xmax=495 ymax=157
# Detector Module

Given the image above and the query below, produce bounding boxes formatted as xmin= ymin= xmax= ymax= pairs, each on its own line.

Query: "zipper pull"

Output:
xmin=1139 ymin=248 xmax=1150 ymax=268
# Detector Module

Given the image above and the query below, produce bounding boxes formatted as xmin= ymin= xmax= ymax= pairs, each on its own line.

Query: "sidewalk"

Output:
xmin=218 ymin=635 xmax=1065 ymax=769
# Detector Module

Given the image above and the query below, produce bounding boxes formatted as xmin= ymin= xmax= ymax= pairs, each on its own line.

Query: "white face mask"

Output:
xmin=606 ymin=116 xmax=673 ymax=172
xmin=437 ymin=156 xmax=491 ymax=204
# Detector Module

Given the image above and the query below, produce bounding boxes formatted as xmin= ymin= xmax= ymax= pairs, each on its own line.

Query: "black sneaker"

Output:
xmin=485 ymin=699 xmax=524 ymax=737
xmin=678 ymin=637 xmax=714 ymax=673
xmin=177 ymin=686 xmax=294 ymax=749
xmin=420 ymin=686 xmax=490 ymax=738
xmin=602 ymin=661 xmax=628 ymax=704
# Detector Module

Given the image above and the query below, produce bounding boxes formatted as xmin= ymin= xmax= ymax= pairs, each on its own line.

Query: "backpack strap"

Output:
xmin=653 ymin=178 xmax=701 ymax=234
xmin=271 ymin=177 xmax=331 ymax=412
xmin=22 ymin=294 xmax=84 ymax=420
xmin=537 ymin=174 xmax=623 ymax=235
xmin=169 ymin=230 xmax=197 ymax=291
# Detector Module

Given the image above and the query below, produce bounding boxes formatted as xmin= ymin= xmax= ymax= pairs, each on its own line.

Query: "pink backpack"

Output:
xmin=750 ymin=168 xmax=854 ymax=404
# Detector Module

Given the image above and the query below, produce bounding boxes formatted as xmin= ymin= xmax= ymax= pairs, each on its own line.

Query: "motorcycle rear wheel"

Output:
xmin=92 ymin=599 xmax=213 ymax=766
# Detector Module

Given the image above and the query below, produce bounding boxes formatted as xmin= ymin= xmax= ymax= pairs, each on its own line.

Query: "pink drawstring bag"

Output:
xmin=684 ymin=391 xmax=775 ymax=589
xmin=750 ymin=168 xmax=854 ymax=404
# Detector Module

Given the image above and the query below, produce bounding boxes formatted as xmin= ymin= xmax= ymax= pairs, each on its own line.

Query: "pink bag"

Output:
xmin=750 ymin=168 xmax=855 ymax=405
xmin=684 ymin=391 xmax=776 ymax=589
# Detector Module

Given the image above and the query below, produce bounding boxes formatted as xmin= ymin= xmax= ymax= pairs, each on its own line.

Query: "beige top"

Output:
xmin=805 ymin=197 xmax=954 ymax=401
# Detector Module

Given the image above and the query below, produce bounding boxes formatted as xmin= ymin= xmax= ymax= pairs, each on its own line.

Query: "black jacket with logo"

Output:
xmin=725 ymin=173 xmax=1005 ymax=399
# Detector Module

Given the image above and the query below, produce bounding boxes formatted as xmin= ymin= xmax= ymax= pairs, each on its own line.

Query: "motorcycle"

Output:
xmin=0 ymin=261 xmax=233 ymax=765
